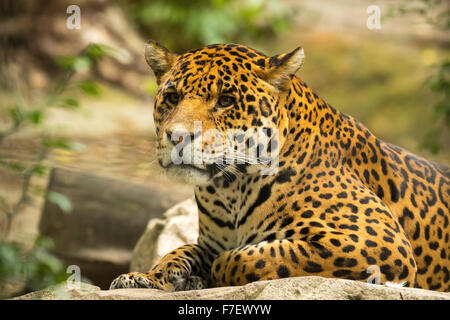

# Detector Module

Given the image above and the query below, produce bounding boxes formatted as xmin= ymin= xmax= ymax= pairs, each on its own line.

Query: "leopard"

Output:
xmin=110 ymin=40 xmax=450 ymax=292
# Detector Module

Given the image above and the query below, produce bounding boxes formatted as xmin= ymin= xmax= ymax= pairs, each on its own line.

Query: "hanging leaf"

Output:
xmin=7 ymin=107 xmax=24 ymax=126
xmin=31 ymin=164 xmax=47 ymax=177
xmin=85 ymin=43 xmax=107 ymax=60
xmin=59 ymin=98 xmax=80 ymax=109
xmin=56 ymin=56 xmax=91 ymax=72
xmin=47 ymin=191 xmax=72 ymax=214
xmin=72 ymin=56 xmax=92 ymax=72
xmin=0 ymin=160 xmax=25 ymax=172
xmin=42 ymin=137 xmax=72 ymax=150
xmin=26 ymin=110 xmax=45 ymax=125
xmin=78 ymin=81 xmax=100 ymax=96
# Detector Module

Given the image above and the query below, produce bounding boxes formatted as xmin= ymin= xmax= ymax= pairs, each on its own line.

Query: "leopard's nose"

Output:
xmin=165 ymin=129 xmax=181 ymax=145
xmin=165 ymin=129 xmax=195 ymax=146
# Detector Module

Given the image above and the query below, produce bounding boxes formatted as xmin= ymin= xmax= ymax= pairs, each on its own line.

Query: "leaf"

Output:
xmin=26 ymin=110 xmax=44 ymax=124
xmin=47 ymin=191 xmax=72 ymax=214
xmin=59 ymin=98 xmax=80 ymax=109
xmin=85 ymin=43 xmax=106 ymax=60
xmin=42 ymin=137 xmax=72 ymax=150
xmin=0 ymin=195 xmax=8 ymax=212
xmin=31 ymin=164 xmax=47 ymax=177
xmin=34 ymin=236 xmax=55 ymax=249
xmin=420 ymin=129 xmax=442 ymax=155
xmin=67 ymin=142 xmax=86 ymax=152
xmin=0 ymin=160 xmax=25 ymax=172
xmin=55 ymin=56 xmax=77 ymax=70
xmin=90 ymin=44 xmax=131 ymax=63
xmin=78 ymin=81 xmax=100 ymax=96
xmin=72 ymin=56 xmax=92 ymax=72
xmin=55 ymin=55 xmax=91 ymax=72
xmin=0 ymin=241 xmax=24 ymax=281
xmin=7 ymin=107 xmax=24 ymax=126
xmin=74 ymin=57 xmax=90 ymax=71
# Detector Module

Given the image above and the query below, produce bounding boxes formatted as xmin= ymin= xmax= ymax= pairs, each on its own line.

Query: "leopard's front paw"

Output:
xmin=109 ymin=269 xmax=208 ymax=292
xmin=109 ymin=272 xmax=155 ymax=289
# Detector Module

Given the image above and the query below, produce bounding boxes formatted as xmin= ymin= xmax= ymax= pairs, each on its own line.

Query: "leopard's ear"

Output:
xmin=144 ymin=40 xmax=179 ymax=84
xmin=260 ymin=47 xmax=304 ymax=90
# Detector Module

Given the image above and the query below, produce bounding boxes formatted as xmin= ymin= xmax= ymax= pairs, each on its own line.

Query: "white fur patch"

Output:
xmin=385 ymin=281 xmax=407 ymax=288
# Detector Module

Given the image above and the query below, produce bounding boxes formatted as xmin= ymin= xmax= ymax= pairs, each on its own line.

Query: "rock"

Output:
xmin=130 ymin=197 xmax=198 ymax=273
xmin=12 ymin=276 xmax=450 ymax=300
xmin=11 ymin=282 xmax=101 ymax=300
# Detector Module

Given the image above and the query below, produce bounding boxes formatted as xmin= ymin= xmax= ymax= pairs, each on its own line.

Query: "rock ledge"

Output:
xmin=12 ymin=276 xmax=450 ymax=300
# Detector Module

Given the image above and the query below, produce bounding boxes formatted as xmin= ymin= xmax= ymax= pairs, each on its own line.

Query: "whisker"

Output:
xmin=148 ymin=156 xmax=159 ymax=166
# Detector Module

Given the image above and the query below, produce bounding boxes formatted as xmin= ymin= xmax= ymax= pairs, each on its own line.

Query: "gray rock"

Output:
xmin=130 ymin=197 xmax=198 ymax=273
xmin=12 ymin=276 xmax=450 ymax=300
xmin=11 ymin=282 xmax=101 ymax=300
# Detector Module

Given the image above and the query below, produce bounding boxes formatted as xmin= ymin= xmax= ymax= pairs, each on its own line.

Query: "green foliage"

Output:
xmin=59 ymin=98 xmax=80 ymax=109
xmin=0 ymin=42 xmax=119 ymax=297
xmin=428 ymin=59 xmax=450 ymax=124
xmin=384 ymin=0 xmax=450 ymax=30
xmin=298 ymin=34 xmax=448 ymax=165
xmin=385 ymin=0 xmax=450 ymax=154
xmin=118 ymin=0 xmax=295 ymax=51
xmin=419 ymin=59 xmax=450 ymax=154
xmin=57 ymin=55 xmax=92 ymax=73
xmin=41 ymin=136 xmax=73 ymax=150
xmin=56 ymin=43 xmax=128 ymax=73
xmin=0 ymin=237 xmax=68 ymax=297
xmin=78 ymin=80 xmax=100 ymax=97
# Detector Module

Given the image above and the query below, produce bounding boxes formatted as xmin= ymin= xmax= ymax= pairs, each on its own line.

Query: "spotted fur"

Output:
xmin=110 ymin=41 xmax=450 ymax=292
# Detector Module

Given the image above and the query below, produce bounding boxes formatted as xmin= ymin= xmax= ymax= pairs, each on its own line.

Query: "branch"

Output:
xmin=0 ymin=66 xmax=75 ymax=144
xmin=0 ymin=196 xmax=10 ymax=216
xmin=0 ymin=118 xmax=23 ymax=144
xmin=1 ymin=145 xmax=49 ymax=240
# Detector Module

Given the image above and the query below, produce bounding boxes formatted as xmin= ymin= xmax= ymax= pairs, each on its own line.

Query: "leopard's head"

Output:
xmin=146 ymin=41 xmax=304 ymax=185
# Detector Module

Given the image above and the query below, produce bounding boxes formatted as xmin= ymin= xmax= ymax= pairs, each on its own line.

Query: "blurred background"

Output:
xmin=0 ymin=0 xmax=448 ymax=298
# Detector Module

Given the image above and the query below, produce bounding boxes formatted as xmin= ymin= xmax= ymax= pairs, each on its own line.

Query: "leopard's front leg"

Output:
xmin=110 ymin=244 xmax=213 ymax=291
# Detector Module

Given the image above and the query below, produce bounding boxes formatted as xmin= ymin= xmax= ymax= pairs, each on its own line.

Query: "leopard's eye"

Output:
xmin=217 ymin=95 xmax=236 ymax=108
xmin=166 ymin=92 xmax=179 ymax=106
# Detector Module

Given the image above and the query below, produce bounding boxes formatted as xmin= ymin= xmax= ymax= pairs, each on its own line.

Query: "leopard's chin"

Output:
xmin=164 ymin=163 xmax=212 ymax=186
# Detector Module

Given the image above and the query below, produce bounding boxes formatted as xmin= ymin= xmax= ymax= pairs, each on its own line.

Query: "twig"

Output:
xmin=0 ymin=116 xmax=23 ymax=144
xmin=0 ymin=197 xmax=9 ymax=216
xmin=0 ymin=65 xmax=75 ymax=144
xmin=1 ymin=140 xmax=49 ymax=240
